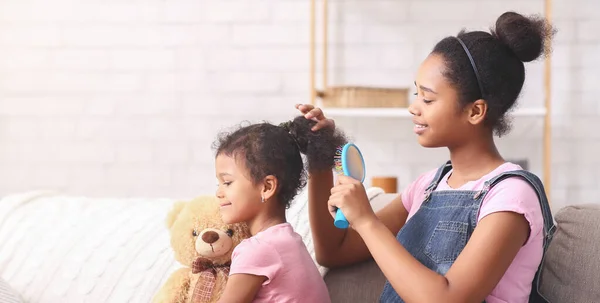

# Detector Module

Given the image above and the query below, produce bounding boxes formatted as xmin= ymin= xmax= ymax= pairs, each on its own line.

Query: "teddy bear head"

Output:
xmin=166 ymin=196 xmax=251 ymax=267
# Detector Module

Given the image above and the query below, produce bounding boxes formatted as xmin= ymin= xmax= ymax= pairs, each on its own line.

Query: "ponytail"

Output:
xmin=284 ymin=116 xmax=348 ymax=172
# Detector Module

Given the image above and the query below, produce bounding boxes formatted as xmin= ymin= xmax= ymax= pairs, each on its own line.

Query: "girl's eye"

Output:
xmin=223 ymin=182 xmax=232 ymax=186
xmin=414 ymin=92 xmax=433 ymax=104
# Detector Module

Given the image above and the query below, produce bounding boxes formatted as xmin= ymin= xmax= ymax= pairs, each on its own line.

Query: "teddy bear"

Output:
xmin=152 ymin=196 xmax=251 ymax=303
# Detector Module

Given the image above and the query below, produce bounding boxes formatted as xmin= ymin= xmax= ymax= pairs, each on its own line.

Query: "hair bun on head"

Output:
xmin=492 ymin=11 xmax=556 ymax=63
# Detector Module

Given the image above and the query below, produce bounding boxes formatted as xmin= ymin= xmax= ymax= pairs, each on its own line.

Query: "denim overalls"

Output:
xmin=379 ymin=161 xmax=556 ymax=303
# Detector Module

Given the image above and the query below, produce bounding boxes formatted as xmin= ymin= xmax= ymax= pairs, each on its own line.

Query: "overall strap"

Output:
xmin=424 ymin=161 xmax=453 ymax=201
xmin=477 ymin=170 xmax=556 ymax=251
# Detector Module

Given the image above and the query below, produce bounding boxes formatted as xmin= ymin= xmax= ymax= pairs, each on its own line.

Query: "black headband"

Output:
xmin=455 ymin=37 xmax=485 ymax=99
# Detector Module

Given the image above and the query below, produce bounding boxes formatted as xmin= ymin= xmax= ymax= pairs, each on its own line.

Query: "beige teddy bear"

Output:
xmin=153 ymin=196 xmax=251 ymax=303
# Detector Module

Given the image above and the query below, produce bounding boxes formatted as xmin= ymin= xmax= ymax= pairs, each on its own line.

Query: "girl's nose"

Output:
xmin=408 ymin=101 xmax=420 ymax=116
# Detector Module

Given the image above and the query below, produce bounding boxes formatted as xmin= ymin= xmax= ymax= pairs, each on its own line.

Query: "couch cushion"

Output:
xmin=324 ymin=260 xmax=386 ymax=303
xmin=324 ymin=193 xmax=398 ymax=302
xmin=539 ymin=204 xmax=600 ymax=302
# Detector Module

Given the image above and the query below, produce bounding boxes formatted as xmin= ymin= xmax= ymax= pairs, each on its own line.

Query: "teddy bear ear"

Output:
xmin=165 ymin=201 xmax=187 ymax=229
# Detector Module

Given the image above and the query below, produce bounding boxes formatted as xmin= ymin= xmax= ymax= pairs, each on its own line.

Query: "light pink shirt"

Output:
xmin=402 ymin=163 xmax=544 ymax=303
xmin=229 ymin=223 xmax=331 ymax=303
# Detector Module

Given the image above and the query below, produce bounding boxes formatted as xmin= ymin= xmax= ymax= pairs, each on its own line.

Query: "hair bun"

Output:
xmin=493 ymin=11 xmax=556 ymax=62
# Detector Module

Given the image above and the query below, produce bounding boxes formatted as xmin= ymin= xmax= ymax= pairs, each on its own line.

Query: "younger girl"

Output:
xmin=297 ymin=11 xmax=556 ymax=303
xmin=213 ymin=116 xmax=346 ymax=302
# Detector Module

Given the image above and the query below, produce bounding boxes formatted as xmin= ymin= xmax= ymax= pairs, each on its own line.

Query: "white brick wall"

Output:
xmin=0 ymin=0 xmax=597 ymax=210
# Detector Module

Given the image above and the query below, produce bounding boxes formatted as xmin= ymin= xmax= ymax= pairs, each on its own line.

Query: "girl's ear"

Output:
xmin=467 ymin=99 xmax=488 ymax=125
xmin=261 ymin=175 xmax=278 ymax=202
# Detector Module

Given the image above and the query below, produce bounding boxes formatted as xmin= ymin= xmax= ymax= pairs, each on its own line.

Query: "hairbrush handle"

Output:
xmin=334 ymin=209 xmax=349 ymax=229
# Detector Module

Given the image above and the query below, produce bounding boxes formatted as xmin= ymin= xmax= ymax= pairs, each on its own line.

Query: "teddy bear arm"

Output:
xmin=152 ymin=267 xmax=192 ymax=303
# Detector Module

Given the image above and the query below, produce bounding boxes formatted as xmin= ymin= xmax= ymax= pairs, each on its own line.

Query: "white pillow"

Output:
xmin=0 ymin=277 xmax=23 ymax=303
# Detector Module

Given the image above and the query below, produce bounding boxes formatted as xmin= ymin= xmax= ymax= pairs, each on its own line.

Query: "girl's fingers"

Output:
xmin=294 ymin=104 xmax=335 ymax=131
xmin=327 ymin=199 xmax=340 ymax=219
xmin=305 ymin=107 xmax=325 ymax=120
xmin=295 ymin=104 xmax=314 ymax=114
xmin=330 ymin=183 xmax=354 ymax=194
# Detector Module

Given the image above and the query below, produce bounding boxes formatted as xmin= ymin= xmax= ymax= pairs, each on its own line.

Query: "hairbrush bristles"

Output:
xmin=334 ymin=145 xmax=344 ymax=174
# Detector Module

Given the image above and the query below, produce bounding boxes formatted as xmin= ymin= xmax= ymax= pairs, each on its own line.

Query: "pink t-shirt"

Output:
xmin=229 ymin=223 xmax=331 ymax=303
xmin=402 ymin=162 xmax=544 ymax=303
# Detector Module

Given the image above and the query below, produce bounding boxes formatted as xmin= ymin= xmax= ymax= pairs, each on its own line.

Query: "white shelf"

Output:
xmin=323 ymin=107 xmax=547 ymax=118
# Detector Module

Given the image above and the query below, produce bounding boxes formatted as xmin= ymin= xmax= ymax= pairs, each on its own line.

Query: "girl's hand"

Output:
xmin=328 ymin=175 xmax=377 ymax=230
xmin=295 ymin=104 xmax=335 ymax=131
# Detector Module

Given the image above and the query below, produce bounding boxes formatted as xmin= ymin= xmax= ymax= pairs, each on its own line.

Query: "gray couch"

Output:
xmin=323 ymin=194 xmax=600 ymax=303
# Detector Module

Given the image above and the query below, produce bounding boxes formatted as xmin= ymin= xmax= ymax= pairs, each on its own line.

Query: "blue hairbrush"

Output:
xmin=333 ymin=143 xmax=366 ymax=229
